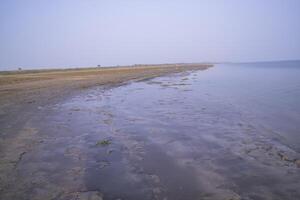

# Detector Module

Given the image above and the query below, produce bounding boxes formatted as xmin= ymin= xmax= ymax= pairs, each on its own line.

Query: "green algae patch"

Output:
xmin=96 ymin=139 xmax=111 ymax=147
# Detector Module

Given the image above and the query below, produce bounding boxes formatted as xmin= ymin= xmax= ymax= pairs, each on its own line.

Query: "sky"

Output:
xmin=0 ymin=0 xmax=300 ymax=70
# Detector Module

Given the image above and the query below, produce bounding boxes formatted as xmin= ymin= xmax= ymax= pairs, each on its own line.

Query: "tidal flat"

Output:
xmin=0 ymin=62 xmax=300 ymax=200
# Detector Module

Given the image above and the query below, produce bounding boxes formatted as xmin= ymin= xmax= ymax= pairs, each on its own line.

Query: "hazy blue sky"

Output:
xmin=1 ymin=0 xmax=300 ymax=70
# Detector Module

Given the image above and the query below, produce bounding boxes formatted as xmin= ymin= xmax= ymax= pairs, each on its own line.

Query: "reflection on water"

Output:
xmin=194 ymin=61 xmax=300 ymax=151
xmin=10 ymin=61 xmax=300 ymax=200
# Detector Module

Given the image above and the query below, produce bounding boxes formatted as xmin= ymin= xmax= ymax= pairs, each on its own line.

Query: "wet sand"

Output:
xmin=0 ymin=64 xmax=213 ymax=200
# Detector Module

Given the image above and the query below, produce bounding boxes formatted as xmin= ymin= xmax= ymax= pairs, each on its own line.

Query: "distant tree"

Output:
xmin=18 ymin=67 xmax=22 ymax=71
xmin=97 ymin=65 xmax=101 ymax=68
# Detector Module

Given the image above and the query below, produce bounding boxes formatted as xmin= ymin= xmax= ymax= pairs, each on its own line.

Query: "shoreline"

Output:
xmin=0 ymin=64 xmax=213 ymax=199
xmin=0 ymin=63 xmax=215 ymax=199
xmin=0 ymin=64 xmax=212 ymax=110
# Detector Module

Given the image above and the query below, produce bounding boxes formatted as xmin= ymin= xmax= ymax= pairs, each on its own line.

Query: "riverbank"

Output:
xmin=0 ymin=63 xmax=213 ymax=200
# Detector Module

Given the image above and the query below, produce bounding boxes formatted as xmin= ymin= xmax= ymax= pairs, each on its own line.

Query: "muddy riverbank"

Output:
xmin=0 ymin=64 xmax=212 ymax=200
